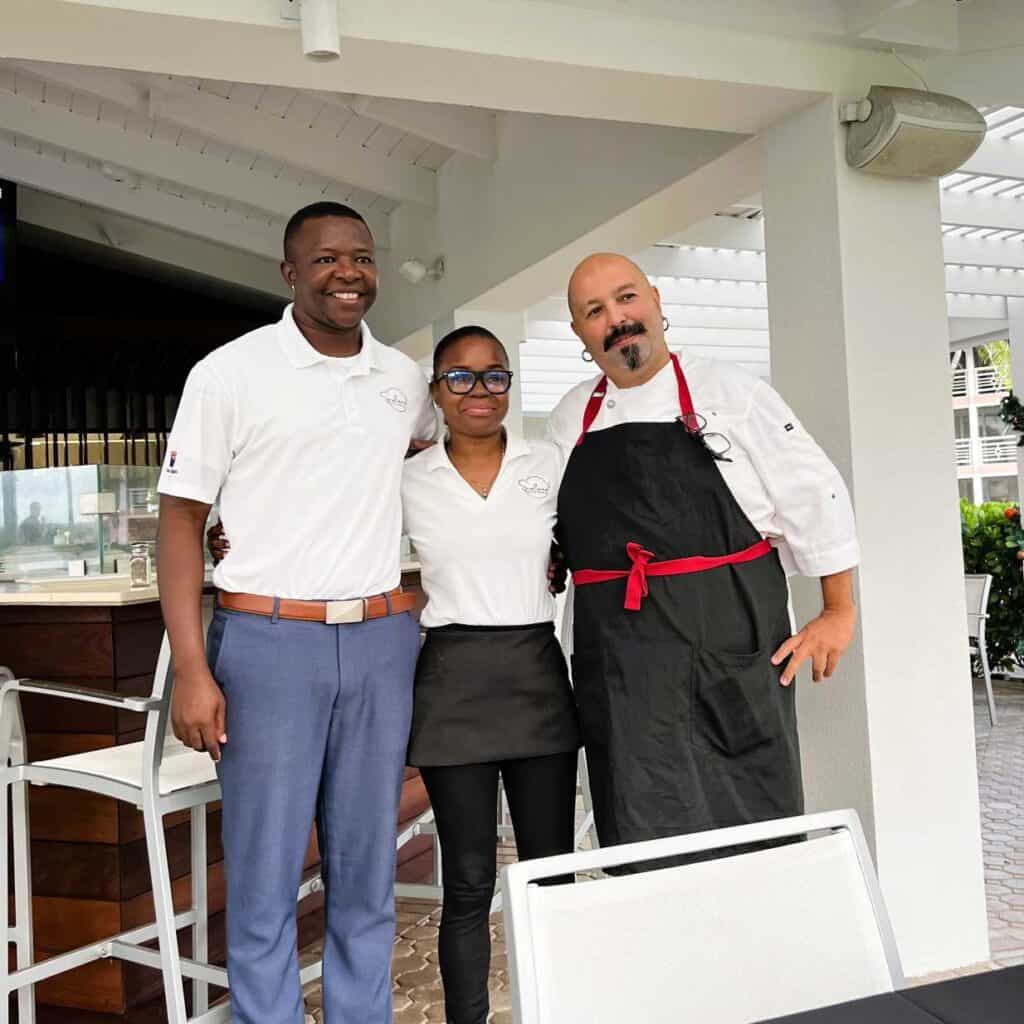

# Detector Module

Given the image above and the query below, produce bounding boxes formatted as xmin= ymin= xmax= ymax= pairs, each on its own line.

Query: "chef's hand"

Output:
xmin=207 ymin=520 xmax=230 ymax=564
xmin=771 ymin=606 xmax=856 ymax=686
xmin=548 ymin=543 xmax=568 ymax=595
xmin=171 ymin=664 xmax=227 ymax=762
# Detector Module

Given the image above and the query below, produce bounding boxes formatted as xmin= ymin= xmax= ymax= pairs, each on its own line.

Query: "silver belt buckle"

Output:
xmin=325 ymin=599 xmax=365 ymax=625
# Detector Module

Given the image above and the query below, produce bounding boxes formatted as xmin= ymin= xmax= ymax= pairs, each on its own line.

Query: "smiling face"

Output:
xmin=432 ymin=334 xmax=510 ymax=441
xmin=281 ymin=215 xmax=377 ymax=334
xmin=568 ymin=253 xmax=669 ymax=386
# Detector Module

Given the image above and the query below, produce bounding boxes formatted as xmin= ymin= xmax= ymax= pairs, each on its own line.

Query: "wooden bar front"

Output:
xmin=0 ymin=571 xmax=432 ymax=1021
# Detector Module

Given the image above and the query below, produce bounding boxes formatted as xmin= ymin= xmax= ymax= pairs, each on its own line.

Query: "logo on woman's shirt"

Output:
xmin=519 ymin=476 xmax=550 ymax=498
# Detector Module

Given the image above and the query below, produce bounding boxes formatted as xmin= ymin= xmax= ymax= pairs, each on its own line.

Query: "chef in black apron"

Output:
xmin=551 ymin=252 xmax=859 ymax=851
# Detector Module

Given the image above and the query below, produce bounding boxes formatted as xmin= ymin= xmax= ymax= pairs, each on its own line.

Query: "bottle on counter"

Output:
xmin=129 ymin=543 xmax=152 ymax=589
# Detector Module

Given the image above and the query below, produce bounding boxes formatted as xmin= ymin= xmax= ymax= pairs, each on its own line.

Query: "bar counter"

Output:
xmin=0 ymin=567 xmax=431 ymax=1021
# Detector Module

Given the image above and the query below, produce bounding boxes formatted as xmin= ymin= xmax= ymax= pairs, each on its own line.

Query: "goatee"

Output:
xmin=621 ymin=343 xmax=642 ymax=371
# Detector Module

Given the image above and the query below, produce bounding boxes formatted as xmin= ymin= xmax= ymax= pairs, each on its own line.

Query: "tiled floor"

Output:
xmin=974 ymin=675 xmax=1024 ymax=969
xmin=299 ymin=675 xmax=1024 ymax=1021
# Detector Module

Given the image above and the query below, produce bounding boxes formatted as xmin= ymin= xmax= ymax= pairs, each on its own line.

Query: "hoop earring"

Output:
xmin=662 ymin=316 xmax=670 ymax=331
xmin=581 ymin=349 xmax=594 ymax=363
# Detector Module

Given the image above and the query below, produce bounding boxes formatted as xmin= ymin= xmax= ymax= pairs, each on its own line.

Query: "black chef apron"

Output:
xmin=556 ymin=354 xmax=803 ymax=850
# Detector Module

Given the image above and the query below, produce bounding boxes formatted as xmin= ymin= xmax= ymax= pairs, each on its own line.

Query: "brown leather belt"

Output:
xmin=218 ymin=587 xmax=416 ymax=624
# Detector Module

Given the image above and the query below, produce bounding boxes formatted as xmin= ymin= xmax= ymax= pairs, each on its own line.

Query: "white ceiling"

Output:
xmin=543 ymin=0 xmax=1023 ymax=49
xmin=0 ymin=58 xmax=499 ymax=263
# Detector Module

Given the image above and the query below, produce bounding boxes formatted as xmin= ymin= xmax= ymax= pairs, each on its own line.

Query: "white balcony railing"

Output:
xmin=979 ymin=436 xmax=1018 ymax=464
xmin=950 ymin=366 xmax=1011 ymax=398
xmin=975 ymin=366 xmax=1010 ymax=395
xmin=954 ymin=438 xmax=973 ymax=466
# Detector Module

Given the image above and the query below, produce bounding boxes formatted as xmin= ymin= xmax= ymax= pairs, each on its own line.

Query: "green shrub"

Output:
xmin=960 ymin=498 xmax=1024 ymax=670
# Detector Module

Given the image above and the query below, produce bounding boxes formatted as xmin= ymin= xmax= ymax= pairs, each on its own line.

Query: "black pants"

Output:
xmin=420 ymin=751 xmax=578 ymax=1024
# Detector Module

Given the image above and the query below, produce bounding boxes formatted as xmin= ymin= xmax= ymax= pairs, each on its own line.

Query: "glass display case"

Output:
xmin=0 ymin=464 xmax=215 ymax=581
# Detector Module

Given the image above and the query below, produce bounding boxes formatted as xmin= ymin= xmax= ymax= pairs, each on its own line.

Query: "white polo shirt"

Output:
xmin=546 ymin=354 xmax=859 ymax=579
xmin=158 ymin=305 xmax=437 ymax=600
xmin=401 ymin=436 xmax=563 ymax=628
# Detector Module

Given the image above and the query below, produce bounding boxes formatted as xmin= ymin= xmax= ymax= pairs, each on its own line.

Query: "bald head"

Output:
xmin=567 ymin=251 xmax=669 ymax=387
xmin=568 ymin=253 xmax=650 ymax=320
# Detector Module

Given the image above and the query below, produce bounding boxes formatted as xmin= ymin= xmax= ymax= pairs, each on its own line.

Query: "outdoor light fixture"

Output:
xmin=281 ymin=0 xmax=341 ymax=61
xmin=399 ymin=257 xmax=446 ymax=285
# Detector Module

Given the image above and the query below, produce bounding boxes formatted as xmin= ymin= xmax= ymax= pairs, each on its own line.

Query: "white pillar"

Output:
xmin=762 ymin=98 xmax=988 ymax=976
xmin=434 ymin=309 xmax=525 ymax=437
xmin=1008 ymin=298 xmax=1024 ymax=502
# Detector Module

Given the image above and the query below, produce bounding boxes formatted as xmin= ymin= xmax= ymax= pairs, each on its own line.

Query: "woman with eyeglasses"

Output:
xmin=209 ymin=324 xmax=579 ymax=1024
xmin=401 ymin=325 xmax=580 ymax=1024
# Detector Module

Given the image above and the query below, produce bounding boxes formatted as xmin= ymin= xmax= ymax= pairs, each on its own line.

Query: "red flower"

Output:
xmin=1006 ymin=507 xmax=1019 ymax=520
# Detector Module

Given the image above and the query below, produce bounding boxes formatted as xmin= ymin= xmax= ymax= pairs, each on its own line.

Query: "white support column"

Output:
xmin=435 ymin=310 xmax=526 ymax=438
xmin=1008 ymin=298 xmax=1024 ymax=502
xmin=762 ymin=97 xmax=989 ymax=976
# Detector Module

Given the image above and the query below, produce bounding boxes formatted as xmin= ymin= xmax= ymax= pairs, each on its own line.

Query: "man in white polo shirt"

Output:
xmin=157 ymin=203 xmax=436 ymax=1024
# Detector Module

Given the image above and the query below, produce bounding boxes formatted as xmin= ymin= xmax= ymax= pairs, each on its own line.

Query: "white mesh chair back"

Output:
xmin=962 ymin=577 xmax=987 ymax=638
xmin=502 ymin=810 xmax=901 ymax=1024
xmin=964 ymin=574 xmax=992 ymax=641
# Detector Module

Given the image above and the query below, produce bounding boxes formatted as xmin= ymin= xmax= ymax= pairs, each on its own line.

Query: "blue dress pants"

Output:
xmin=207 ymin=606 xmax=419 ymax=1024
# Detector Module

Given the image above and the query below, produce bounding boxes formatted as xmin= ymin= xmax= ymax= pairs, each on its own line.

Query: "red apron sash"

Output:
xmin=573 ymin=539 xmax=773 ymax=611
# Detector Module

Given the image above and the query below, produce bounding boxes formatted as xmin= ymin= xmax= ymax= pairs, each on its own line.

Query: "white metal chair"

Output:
xmin=965 ymin=573 xmax=997 ymax=725
xmin=0 ymin=637 xmax=324 ymax=1024
xmin=501 ymin=809 xmax=903 ymax=1024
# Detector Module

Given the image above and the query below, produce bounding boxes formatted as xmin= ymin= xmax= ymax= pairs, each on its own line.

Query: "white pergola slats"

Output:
xmin=945 ymin=237 xmax=1024 ymax=269
xmin=657 ymin=280 xmax=768 ymax=308
xmin=942 ymin=192 xmax=1024 ymax=234
xmin=641 ymin=245 xmax=767 ymax=282
xmin=946 ymin=294 xmax=1008 ymax=319
xmin=947 ymin=266 xmax=1024 ymax=299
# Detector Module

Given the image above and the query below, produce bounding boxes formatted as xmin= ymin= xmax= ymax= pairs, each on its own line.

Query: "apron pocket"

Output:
xmin=693 ymin=647 xmax=777 ymax=757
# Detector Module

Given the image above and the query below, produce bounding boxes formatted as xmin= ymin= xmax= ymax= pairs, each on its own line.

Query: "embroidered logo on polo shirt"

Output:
xmin=519 ymin=476 xmax=550 ymax=498
xmin=166 ymin=451 xmax=179 ymax=474
xmin=380 ymin=387 xmax=408 ymax=412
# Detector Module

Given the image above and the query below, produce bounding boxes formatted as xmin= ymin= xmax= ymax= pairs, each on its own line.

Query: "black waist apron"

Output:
xmin=556 ymin=354 xmax=803 ymax=848
xmin=407 ymin=622 xmax=581 ymax=768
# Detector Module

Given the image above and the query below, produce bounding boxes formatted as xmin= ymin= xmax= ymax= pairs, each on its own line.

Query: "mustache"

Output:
xmin=604 ymin=321 xmax=646 ymax=351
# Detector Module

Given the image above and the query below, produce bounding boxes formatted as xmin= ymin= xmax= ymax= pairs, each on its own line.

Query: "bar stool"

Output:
xmin=0 ymin=637 xmax=324 ymax=1024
